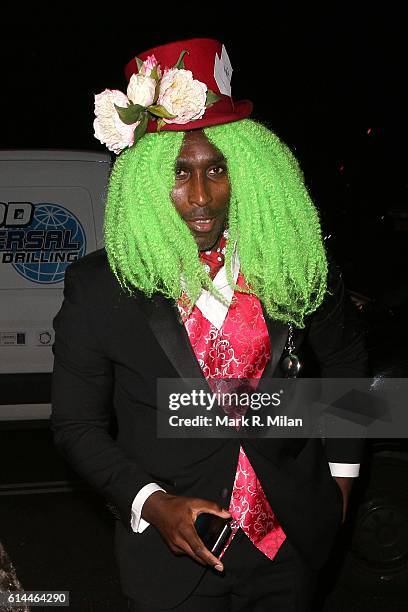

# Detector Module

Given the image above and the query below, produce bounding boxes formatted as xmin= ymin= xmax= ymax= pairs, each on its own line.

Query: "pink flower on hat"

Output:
xmin=140 ymin=54 xmax=162 ymax=79
xmin=158 ymin=68 xmax=207 ymax=125
xmin=93 ymin=89 xmax=138 ymax=154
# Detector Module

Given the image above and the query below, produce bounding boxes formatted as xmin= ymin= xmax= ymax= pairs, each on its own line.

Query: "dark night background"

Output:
xmin=2 ymin=7 xmax=407 ymax=298
xmin=1 ymin=7 xmax=408 ymax=611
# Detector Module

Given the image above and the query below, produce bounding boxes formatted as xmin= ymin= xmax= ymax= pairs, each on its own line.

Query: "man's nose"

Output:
xmin=188 ymin=171 xmax=212 ymax=207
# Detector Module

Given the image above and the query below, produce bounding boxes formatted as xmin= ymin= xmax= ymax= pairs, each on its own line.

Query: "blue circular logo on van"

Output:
xmin=11 ymin=204 xmax=86 ymax=284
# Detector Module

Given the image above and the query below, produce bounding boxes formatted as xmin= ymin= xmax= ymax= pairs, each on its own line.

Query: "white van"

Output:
xmin=0 ymin=150 xmax=111 ymax=420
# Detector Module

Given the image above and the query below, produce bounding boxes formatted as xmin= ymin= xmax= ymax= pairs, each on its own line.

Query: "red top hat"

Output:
xmin=124 ymin=38 xmax=253 ymax=132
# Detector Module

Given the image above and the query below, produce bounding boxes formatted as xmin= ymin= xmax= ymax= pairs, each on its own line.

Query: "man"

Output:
xmin=51 ymin=38 xmax=368 ymax=611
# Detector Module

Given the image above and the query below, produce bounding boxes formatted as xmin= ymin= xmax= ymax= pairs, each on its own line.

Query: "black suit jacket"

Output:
xmin=51 ymin=249 xmax=369 ymax=608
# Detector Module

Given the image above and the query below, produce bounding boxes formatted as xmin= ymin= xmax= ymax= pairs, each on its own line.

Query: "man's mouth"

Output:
xmin=186 ymin=218 xmax=216 ymax=233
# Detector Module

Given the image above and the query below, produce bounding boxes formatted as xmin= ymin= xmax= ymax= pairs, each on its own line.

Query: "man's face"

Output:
xmin=171 ymin=130 xmax=230 ymax=251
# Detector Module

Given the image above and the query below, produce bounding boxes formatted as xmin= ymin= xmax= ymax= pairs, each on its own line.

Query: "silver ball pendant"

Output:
xmin=281 ymin=353 xmax=301 ymax=378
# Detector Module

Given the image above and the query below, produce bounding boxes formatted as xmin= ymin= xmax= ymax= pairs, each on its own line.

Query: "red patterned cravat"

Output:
xmin=178 ymin=233 xmax=286 ymax=560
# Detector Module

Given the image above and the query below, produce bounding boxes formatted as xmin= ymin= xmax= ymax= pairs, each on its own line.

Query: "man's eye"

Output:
xmin=209 ymin=166 xmax=226 ymax=176
xmin=175 ymin=168 xmax=188 ymax=178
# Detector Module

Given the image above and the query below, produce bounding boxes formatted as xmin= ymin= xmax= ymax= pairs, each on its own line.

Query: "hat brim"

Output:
xmin=146 ymin=99 xmax=253 ymax=133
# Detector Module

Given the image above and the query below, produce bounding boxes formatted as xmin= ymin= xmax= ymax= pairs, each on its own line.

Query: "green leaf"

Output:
xmin=150 ymin=64 xmax=159 ymax=81
xmin=156 ymin=119 xmax=166 ymax=133
xmin=135 ymin=56 xmax=144 ymax=72
xmin=132 ymin=112 xmax=149 ymax=144
xmin=153 ymin=81 xmax=160 ymax=104
xmin=147 ymin=104 xmax=176 ymax=119
xmin=114 ymin=103 xmax=144 ymax=125
xmin=205 ymin=89 xmax=222 ymax=108
xmin=173 ymin=49 xmax=189 ymax=70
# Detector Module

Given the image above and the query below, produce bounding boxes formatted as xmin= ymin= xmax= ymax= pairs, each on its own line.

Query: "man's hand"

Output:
xmin=141 ymin=491 xmax=231 ymax=571
xmin=333 ymin=476 xmax=354 ymax=523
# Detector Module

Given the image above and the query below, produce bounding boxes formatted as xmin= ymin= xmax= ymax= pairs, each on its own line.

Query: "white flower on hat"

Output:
xmin=127 ymin=74 xmax=156 ymax=108
xmin=158 ymin=68 xmax=207 ymax=124
xmin=93 ymin=49 xmax=222 ymax=153
xmin=93 ymin=89 xmax=138 ymax=154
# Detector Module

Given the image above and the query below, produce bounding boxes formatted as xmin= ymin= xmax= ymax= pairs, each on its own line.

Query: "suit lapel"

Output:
xmin=138 ymin=293 xmax=289 ymax=381
xmin=260 ymin=305 xmax=289 ymax=380
xmin=138 ymin=293 xmax=206 ymax=381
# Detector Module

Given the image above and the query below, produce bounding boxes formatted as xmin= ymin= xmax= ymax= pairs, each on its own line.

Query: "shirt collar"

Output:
xmin=194 ymin=240 xmax=240 ymax=329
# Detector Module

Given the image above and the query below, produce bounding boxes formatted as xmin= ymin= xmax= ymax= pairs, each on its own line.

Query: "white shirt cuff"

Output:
xmin=130 ymin=483 xmax=166 ymax=533
xmin=329 ymin=462 xmax=360 ymax=477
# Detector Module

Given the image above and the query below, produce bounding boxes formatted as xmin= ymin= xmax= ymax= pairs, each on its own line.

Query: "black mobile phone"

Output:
xmin=194 ymin=513 xmax=232 ymax=557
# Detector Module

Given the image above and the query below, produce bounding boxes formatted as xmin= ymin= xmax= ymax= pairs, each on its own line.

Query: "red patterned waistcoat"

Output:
xmin=177 ymin=233 xmax=286 ymax=559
